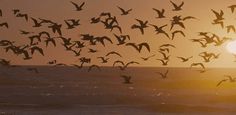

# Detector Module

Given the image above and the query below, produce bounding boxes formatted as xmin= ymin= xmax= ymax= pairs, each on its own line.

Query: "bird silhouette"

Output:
xmin=156 ymin=59 xmax=169 ymax=66
xmin=160 ymin=44 xmax=176 ymax=48
xmin=19 ymin=30 xmax=33 ymax=35
xmin=95 ymin=36 xmax=113 ymax=47
xmin=48 ymin=23 xmax=62 ymax=36
xmin=228 ymin=5 xmax=236 ymax=13
xmin=211 ymin=9 xmax=224 ymax=21
xmin=88 ymin=48 xmax=97 ymax=53
xmin=152 ymin=8 xmax=165 ymax=18
xmin=64 ymin=19 xmax=80 ymax=29
xmin=156 ymin=70 xmax=169 ymax=79
xmin=97 ymin=57 xmax=109 ymax=63
xmin=106 ymin=51 xmax=122 ymax=57
xmin=12 ymin=9 xmax=20 ymax=15
xmin=113 ymin=34 xmax=130 ymax=45
xmin=190 ymin=63 xmax=205 ymax=70
xmin=170 ymin=1 xmax=184 ymax=11
xmin=131 ymin=19 xmax=148 ymax=35
xmin=16 ymin=13 xmax=28 ymax=21
xmin=226 ymin=25 xmax=235 ymax=33
xmin=183 ymin=16 xmax=198 ymax=21
xmin=71 ymin=49 xmax=82 ymax=56
xmin=177 ymin=56 xmax=193 ymax=62
xmin=30 ymin=46 xmax=44 ymax=56
xmin=113 ymin=60 xmax=139 ymax=71
xmin=88 ymin=65 xmax=101 ymax=72
xmin=170 ymin=15 xmax=185 ymax=30
xmin=0 ymin=22 xmax=8 ymax=28
xmin=212 ymin=20 xmax=224 ymax=28
xmin=100 ymin=12 xmax=111 ymax=18
xmin=31 ymin=17 xmax=42 ymax=27
xmin=121 ymin=75 xmax=132 ymax=84
xmin=150 ymin=24 xmax=169 ymax=38
xmin=141 ymin=54 xmax=155 ymax=61
xmin=190 ymin=39 xmax=207 ymax=48
xmin=171 ymin=30 xmax=185 ymax=40
xmin=217 ymin=75 xmax=236 ymax=87
xmin=90 ymin=17 xmax=100 ymax=24
xmin=159 ymin=51 xmax=170 ymax=60
xmin=70 ymin=1 xmax=85 ymax=11
xmin=126 ymin=42 xmax=150 ymax=53
xmin=117 ymin=6 xmax=132 ymax=15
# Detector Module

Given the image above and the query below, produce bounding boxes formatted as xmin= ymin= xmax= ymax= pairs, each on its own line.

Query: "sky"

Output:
xmin=1 ymin=0 xmax=236 ymax=68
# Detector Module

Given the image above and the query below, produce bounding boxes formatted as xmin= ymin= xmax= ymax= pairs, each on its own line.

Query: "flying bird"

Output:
xmin=97 ymin=57 xmax=109 ymax=63
xmin=150 ymin=24 xmax=169 ymax=38
xmin=126 ymin=42 xmax=150 ymax=53
xmin=106 ymin=51 xmax=122 ymax=57
xmin=113 ymin=60 xmax=139 ymax=71
xmin=0 ymin=22 xmax=8 ymax=28
xmin=152 ymin=8 xmax=165 ymax=18
xmin=131 ymin=19 xmax=148 ymax=35
xmin=31 ymin=17 xmax=42 ymax=27
xmin=156 ymin=59 xmax=169 ymax=66
xmin=70 ymin=1 xmax=85 ymax=11
xmin=177 ymin=56 xmax=193 ymax=62
xmin=171 ymin=30 xmax=185 ymax=40
xmin=190 ymin=63 xmax=205 ymax=70
xmin=170 ymin=1 xmax=184 ymax=11
xmin=141 ymin=54 xmax=155 ymax=61
xmin=217 ymin=75 xmax=236 ymax=87
xmin=117 ymin=6 xmax=132 ymax=15
xmin=228 ymin=5 xmax=236 ymax=13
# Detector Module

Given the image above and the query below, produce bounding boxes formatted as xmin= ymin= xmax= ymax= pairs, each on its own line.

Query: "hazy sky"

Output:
xmin=1 ymin=0 xmax=236 ymax=67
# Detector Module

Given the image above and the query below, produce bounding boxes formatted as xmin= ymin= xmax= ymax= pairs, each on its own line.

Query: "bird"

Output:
xmin=226 ymin=25 xmax=236 ymax=33
xmin=106 ymin=51 xmax=122 ymax=57
xmin=88 ymin=48 xmax=97 ymax=53
xmin=113 ymin=34 xmax=130 ymax=45
xmin=131 ymin=19 xmax=148 ymax=35
xmin=70 ymin=1 xmax=85 ymax=11
xmin=170 ymin=1 xmax=184 ymax=11
xmin=100 ymin=12 xmax=111 ymax=18
xmin=117 ymin=6 xmax=132 ymax=15
xmin=97 ymin=57 xmax=109 ymax=63
xmin=19 ymin=30 xmax=33 ymax=35
xmin=190 ymin=63 xmax=205 ymax=70
xmin=177 ymin=56 xmax=193 ymax=62
xmin=121 ymin=75 xmax=132 ymax=84
xmin=64 ymin=19 xmax=80 ymax=29
xmin=113 ymin=60 xmax=139 ymax=71
xmin=156 ymin=59 xmax=169 ymax=66
xmin=0 ymin=22 xmax=8 ymax=28
xmin=44 ymin=37 xmax=56 ymax=47
xmin=16 ymin=13 xmax=28 ymax=21
xmin=71 ymin=49 xmax=82 ymax=56
xmin=31 ymin=17 xmax=42 ymax=27
xmin=217 ymin=75 xmax=236 ymax=87
xmin=171 ymin=30 xmax=185 ymax=40
xmin=159 ymin=51 xmax=170 ymax=60
xmin=12 ymin=9 xmax=20 ymax=15
xmin=152 ymin=8 xmax=165 ymax=18
xmin=95 ymin=36 xmax=113 ymax=47
xmin=160 ymin=44 xmax=176 ymax=48
xmin=141 ymin=54 xmax=155 ymax=61
xmin=156 ymin=70 xmax=169 ymax=79
xmin=149 ymin=24 xmax=169 ymax=38
xmin=48 ymin=23 xmax=62 ymax=36
xmin=88 ymin=65 xmax=101 ymax=72
xmin=211 ymin=9 xmax=224 ymax=21
xmin=228 ymin=5 xmax=236 ymax=13
xmin=90 ymin=17 xmax=100 ymax=24
xmin=30 ymin=46 xmax=44 ymax=56
xmin=183 ymin=16 xmax=198 ymax=21
xmin=170 ymin=16 xmax=185 ymax=30
xmin=126 ymin=42 xmax=150 ymax=53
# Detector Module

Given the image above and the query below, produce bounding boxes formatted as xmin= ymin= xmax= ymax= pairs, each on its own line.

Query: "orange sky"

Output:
xmin=1 ymin=0 xmax=236 ymax=67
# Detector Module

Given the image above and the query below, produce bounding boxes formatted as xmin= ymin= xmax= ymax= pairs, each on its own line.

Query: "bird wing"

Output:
xmin=139 ymin=43 xmax=150 ymax=52
xmin=217 ymin=79 xmax=228 ymax=87
xmin=113 ymin=60 xmax=124 ymax=67
xmin=126 ymin=43 xmax=139 ymax=52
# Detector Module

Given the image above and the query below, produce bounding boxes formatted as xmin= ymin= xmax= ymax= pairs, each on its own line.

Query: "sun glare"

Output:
xmin=226 ymin=40 xmax=236 ymax=54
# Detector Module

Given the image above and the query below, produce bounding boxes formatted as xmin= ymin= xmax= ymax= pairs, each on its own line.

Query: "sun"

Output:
xmin=226 ymin=40 xmax=236 ymax=54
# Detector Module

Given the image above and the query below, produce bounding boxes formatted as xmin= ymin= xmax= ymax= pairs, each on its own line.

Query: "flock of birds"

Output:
xmin=0 ymin=1 xmax=236 ymax=87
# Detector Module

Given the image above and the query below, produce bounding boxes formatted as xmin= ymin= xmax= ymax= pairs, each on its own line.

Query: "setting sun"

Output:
xmin=226 ymin=40 xmax=236 ymax=54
